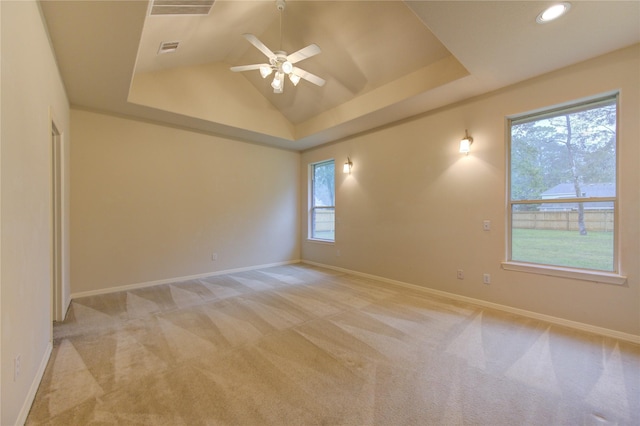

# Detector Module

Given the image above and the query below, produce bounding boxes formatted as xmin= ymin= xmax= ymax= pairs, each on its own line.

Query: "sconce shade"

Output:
xmin=343 ymin=157 xmax=353 ymax=174
xmin=459 ymin=130 xmax=473 ymax=154
xmin=459 ymin=138 xmax=472 ymax=154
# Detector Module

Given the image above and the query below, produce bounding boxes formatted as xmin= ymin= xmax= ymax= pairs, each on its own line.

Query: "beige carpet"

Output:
xmin=27 ymin=264 xmax=639 ymax=425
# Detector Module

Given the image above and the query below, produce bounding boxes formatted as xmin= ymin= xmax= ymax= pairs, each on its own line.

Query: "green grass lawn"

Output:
xmin=512 ymin=228 xmax=614 ymax=271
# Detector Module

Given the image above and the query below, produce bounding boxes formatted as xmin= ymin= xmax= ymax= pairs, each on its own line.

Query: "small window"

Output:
xmin=310 ymin=160 xmax=335 ymax=241
xmin=508 ymin=94 xmax=618 ymax=272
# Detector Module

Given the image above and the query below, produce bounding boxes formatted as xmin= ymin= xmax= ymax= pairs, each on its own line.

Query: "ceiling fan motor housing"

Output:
xmin=271 ymin=51 xmax=293 ymax=74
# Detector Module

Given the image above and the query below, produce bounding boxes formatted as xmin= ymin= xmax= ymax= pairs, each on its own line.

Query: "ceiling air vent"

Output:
xmin=158 ymin=41 xmax=180 ymax=54
xmin=151 ymin=0 xmax=215 ymax=16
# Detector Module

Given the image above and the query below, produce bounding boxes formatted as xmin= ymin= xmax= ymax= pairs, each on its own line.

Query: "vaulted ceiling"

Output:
xmin=40 ymin=1 xmax=639 ymax=150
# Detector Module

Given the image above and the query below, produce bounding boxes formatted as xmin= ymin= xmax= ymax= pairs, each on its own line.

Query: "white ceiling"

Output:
xmin=40 ymin=0 xmax=640 ymax=151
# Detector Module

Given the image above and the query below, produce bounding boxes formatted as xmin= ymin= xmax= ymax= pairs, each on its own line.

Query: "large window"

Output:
xmin=310 ymin=160 xmax=335 ymax=241
xmin=508 ymin=94 xmax=618 ymax=273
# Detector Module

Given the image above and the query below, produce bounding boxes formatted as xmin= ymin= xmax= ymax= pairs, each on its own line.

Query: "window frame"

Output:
xmin=308 ymin=159 xmax=335 ymax=243
xmin=503 ymin=93 xmax=626 ymax=285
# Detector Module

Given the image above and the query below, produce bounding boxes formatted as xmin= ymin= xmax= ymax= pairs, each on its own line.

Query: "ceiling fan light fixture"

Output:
xmin=259 ymin=65 xmax=273 ymax=78
xmin=281 ymin=60 xmax=293 ymax=74
xmin=271 ymin=72 xmax=284 ymax=91
xmin=230 ymin=0 xmax=325 ymax=93
xmin=289 ymin=73 xmax=301 ymax=86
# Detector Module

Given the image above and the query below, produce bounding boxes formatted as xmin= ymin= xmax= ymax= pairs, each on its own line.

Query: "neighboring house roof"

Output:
xmin=541 ymin=183 xmax=616 ymax=199
xmin=540 ymin=183 xmax=615 ymax=210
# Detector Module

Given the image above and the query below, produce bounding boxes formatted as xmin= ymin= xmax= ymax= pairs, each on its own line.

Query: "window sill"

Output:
xmin=501 ymin=261 xmax=627 ymax=285
xmin=306 ymin=238 xmax=335 ymax=245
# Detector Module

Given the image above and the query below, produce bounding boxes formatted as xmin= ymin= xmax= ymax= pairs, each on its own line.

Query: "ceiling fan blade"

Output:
xmin=230 ymin=64 xmax=268 ymax=72
xmin=286 ymin=44 xmax=321 ymax=64
xmin=243 ymin=33 xmax=276 ymax=60
xmin=292 ymin=67 xmax=326 ymax=87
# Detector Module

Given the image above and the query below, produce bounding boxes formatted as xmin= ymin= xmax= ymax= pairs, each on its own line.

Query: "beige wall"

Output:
xmin=70 ymin=110 xmax=300 ymax=294
xmin=301 ymin=45 xmax=640 ymax=336
xmin=1 ymin=1 xmax=71 ymax=424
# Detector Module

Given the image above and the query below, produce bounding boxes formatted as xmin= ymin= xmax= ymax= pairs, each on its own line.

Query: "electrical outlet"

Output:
xmin=483 ymin=273 xmax=491 ymax=284
xmin=336 ymin=249 xmax=341 ymax=257
xmin=14 ymin=354 xmax=21 ymax=381
xmin=457 ymin=269 xmax=464 ymax=280
xmin=211 ymin=253 xmax=218 ymax=261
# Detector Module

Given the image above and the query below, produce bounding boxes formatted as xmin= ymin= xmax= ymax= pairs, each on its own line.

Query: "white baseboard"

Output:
xmin=302 ymin=260 xmax=640 ymax=345
xmin=70 ymin=259 xmax=301 ymax=300
xmin=16 ymin=341 xmax=52 ymax=426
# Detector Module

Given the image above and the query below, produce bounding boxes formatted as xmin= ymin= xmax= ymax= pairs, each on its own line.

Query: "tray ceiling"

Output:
xmin=40 ymin=1 xmax=640 ymax=150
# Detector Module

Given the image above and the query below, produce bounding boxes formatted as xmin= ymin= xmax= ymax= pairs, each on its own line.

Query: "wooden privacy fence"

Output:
xmin=513 ymin=210 xmax=614 ymax=232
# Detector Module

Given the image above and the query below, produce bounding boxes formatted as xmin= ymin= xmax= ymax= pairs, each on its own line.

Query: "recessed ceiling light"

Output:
xmin=536 ymin=2 xmax=571 ymax=24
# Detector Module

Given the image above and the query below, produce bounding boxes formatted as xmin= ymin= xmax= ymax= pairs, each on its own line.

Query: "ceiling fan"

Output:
xmin=230 ymin=0 xmax=325 ymax=94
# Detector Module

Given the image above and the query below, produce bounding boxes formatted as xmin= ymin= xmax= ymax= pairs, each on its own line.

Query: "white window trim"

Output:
xmin=306 ymin=238 xmax=335 ymax=245
xmin=308 ymin=159 xmax=335 ymax=243
xmin=506 ymin=92 xmax=620 ymax=280
xmin=501 ymin=261 xmax=627 ymax=285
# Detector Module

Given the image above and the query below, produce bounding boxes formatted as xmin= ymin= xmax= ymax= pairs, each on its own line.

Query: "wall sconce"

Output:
xmin=459 ymin=130 xmax=473 ymax=155
xmin=343 ymin=157 xmax=353 ymax=174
